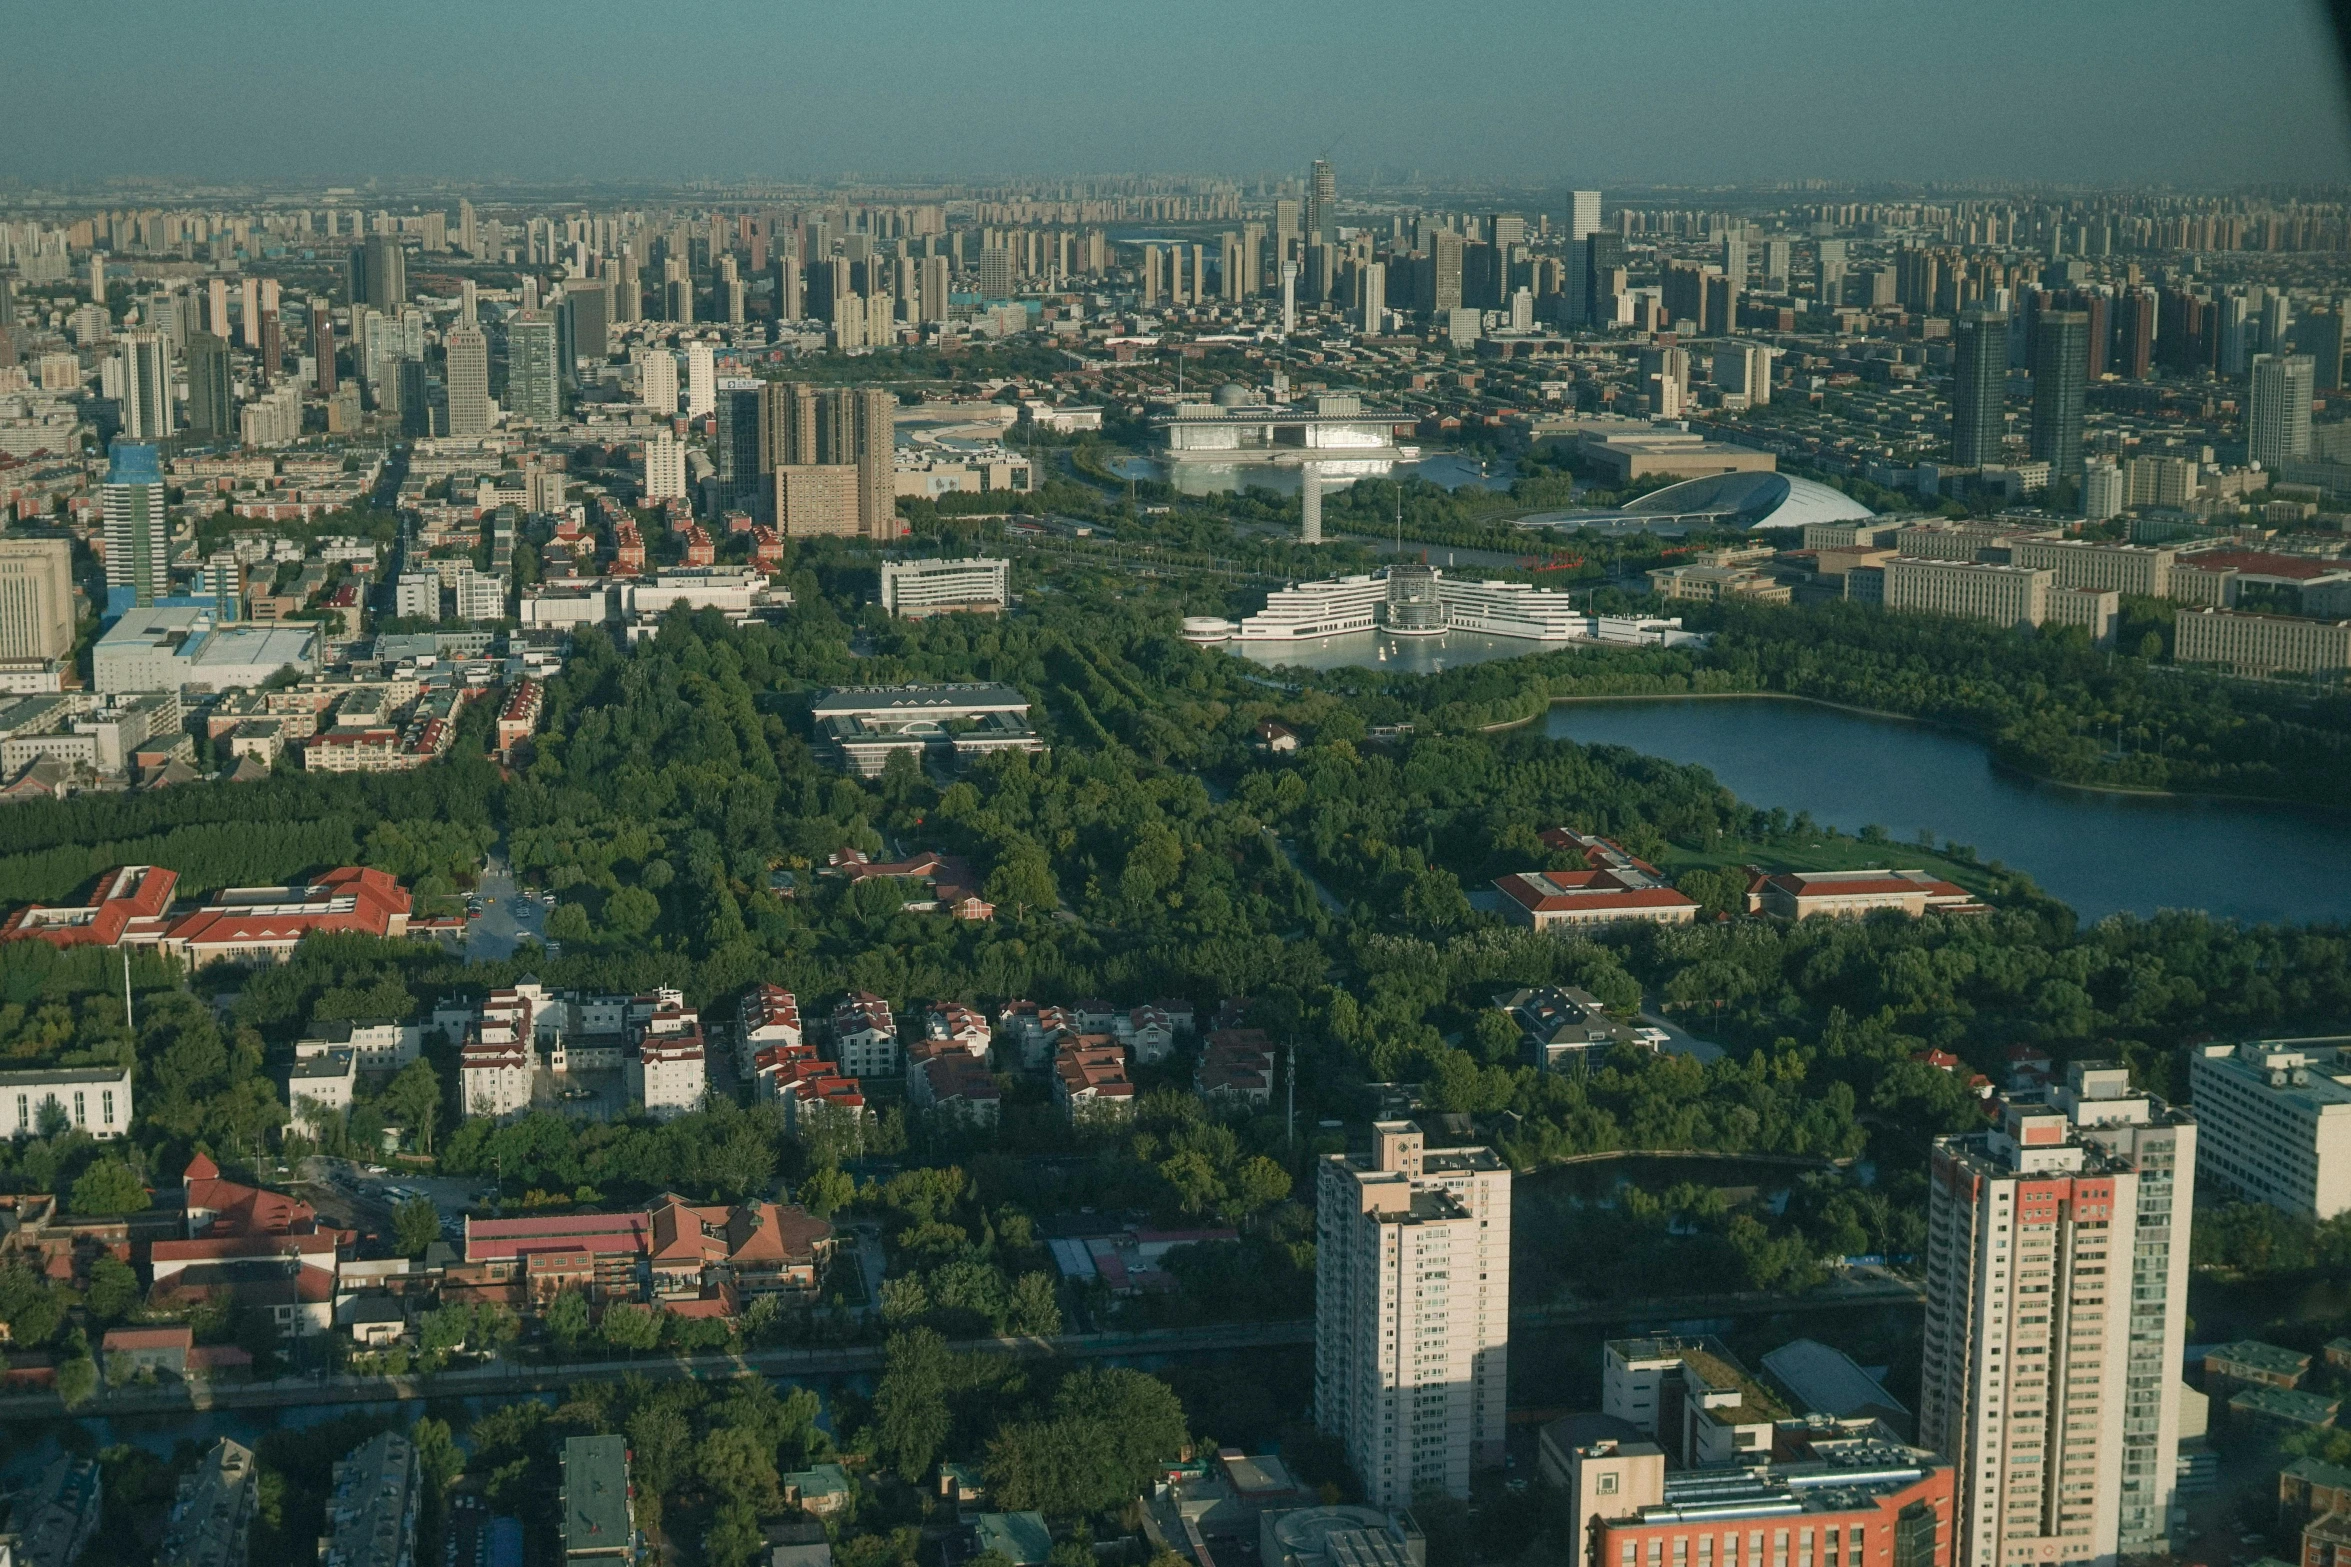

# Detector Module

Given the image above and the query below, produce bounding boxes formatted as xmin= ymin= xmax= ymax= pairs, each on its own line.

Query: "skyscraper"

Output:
xmin=506 ymin=310 xmax=559 ymax=424
xmin=1919 ymin=1066 xmax=2194 ymax=1567
xmin=1274 ymin=198 xmax=1300 ymax=272
xmin=443 ymin=322 xmax=490 ymax=436
xmin=2029 ymin=309 xmax=2090 ymax=485
xmin=685 ymin=342 xmax=716 ymax=418
xmin=1315 ymin=1120 xmax=1510 ymax=1507
xmin=1306 ymin=160 xmax=1337 ymax=247
xmin=398 ymin=359 xmax=431 ymax=439
xmin=1584 ymin=232 xmax=1624 ymax=325
xmin=1565 ymin=191 xmax=1603 ymax=323
xmin=715 ymin=385 xmax=765 ymax=508
xmin=558 ymin=282 xmax=610 ymax=386
xmin=2249 ymin=353 xmax=2316 ymax=464
xmin=103 ymin=442 xmax=169 ymax=608
xmin=1951 ymin=309 xmax=2009 ymax=467
xmin=185 ymin=330 xmax=235 ymax=441
xmin=1431 ymin=230 xmax=1465 ymax=314
xmin=1357 ymin=261 xmax=1386 ymax=333
xmin=350 ymin=234 xmax=406 ymax=309
xmin=312 ymin=302 xmax=337 ymax=395
xmin=114 ymin=329 xmax=175 ymax=441
xmin=848 ymin=386 xmax=896 ymax=539
xmin=0 ymin=537 xmax=76 ymax=663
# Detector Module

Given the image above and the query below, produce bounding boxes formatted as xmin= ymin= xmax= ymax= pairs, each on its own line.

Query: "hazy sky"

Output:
xmin=11 ymin=0 xmax=2347 ymax=188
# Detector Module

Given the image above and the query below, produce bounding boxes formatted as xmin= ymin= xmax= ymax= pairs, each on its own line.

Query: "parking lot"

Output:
xmin=295 ymin=1155 xmax=494 ymax=1246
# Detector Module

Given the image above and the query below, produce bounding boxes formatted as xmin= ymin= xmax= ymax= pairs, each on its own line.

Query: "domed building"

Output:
xmin=1620 ymin=470 xmax=1875 ymax=531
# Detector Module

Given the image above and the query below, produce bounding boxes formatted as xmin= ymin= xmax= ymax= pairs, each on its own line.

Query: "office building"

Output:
xmin=561 ymin=1437 xmax=636 ymax=1564
xmin=685 ymin=341 xmax=716 ymax=417
xmin=312 ymin=301 xmax=336 ymax=395
xmin=321 ymin=1432 xmax=418 ymax=1567
xmin=0 ymin=538 xmax=76 ymax=663
xmin=2082 ymin=461 xmax=2123 ymax=522
xmin=1712 ymin=342 xmax=1773 ymax=406
xmin=1951 ymin=310 xmax=2008 ymax=467
xmin=708 ymin=383 xmax=760 ymax=510
xmin=2250 ymin=353 xmax=2315 ymax=465
xmin=393 ymin=573 xmax=439 ymax=620
xmin=879 ymin=557 xmax=1010 ymax=617
xmin=186 ymin=330 xmax=234 ymax=440
xmin=2008 ymin=539 xmax=2171 ymax=598
xmin=1357 ymin=261 xmax=1386 ymax=332
xmin=2029 ymin=310 xmax=2090 ymax=485
xmin=159 ymin=1438 xmax=258 ymax=1567
xmin=2173 ymin=607 xmax=2351 ymax=675
xmin=455 ymin=570 xmax=508 ymax=624
xmin=1274 ymin=198 xmax=1300 ymax=273
xmin=2189 ymin=1039 xmax=2351 ymax=1220
xmin=643 ymin=431 xmax=686 ymax=501
xmin=558 ymin=282 xmax=609 ymax=384
xmin=1431 ymin=230 xmax=1465 ymax=314
xmin=1919 ymin=1065 xmax=2195 ymax=1567
xmin=116 ymin=328 xmax=175 ymax=441
xmin=444 ymin=323 xmax=490 ymax=436
xmin=1307 ymin=160 xmax=1337 ymax=246
xmin=0 ymin=1064 xmax=133 ymax=1138
xmin=506 ymin=310 xmax=559 ymax=424
xmin=1315 ymin=1120 xmax=1510 ymax=1506
xmin=350 ymin=235 xmax=407 ymax=310
xmin=104 ymin=442 xmax=170 ymax=608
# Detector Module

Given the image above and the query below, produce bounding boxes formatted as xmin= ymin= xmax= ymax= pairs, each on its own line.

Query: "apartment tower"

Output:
xmin=1918 ymin=1065 xmax=2194 ymax=1567
xmin=1315 ymin=1120 xmax=1510 ymax=1507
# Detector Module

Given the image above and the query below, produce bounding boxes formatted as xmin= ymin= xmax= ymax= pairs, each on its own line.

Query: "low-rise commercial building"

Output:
xmin=287 ymin=1048 xmax=358 ymax=1136
xmin=1575 ymin=1437 xmax=1955 ymax=1567
xmin=1580 ymin=428 xmax=1777 ymax=483
xmin=2188 ymin=1039 xmax=2351 ymax=1219
xmin=879 ymin=557 xmax=1012 ymax=618
xmin=812 ymin=683 xmax=1042 ymax=776
xmin=1492 ymin=835 xmax=1700 ymax=931
xmin=1746 ymin=869 xmax=1982 ymax=919
xmin=94 ymin=608 xmax=318 ymax=695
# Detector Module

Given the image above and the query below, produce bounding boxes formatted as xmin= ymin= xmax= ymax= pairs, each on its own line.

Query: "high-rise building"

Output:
xmin=2083 ymin=460 xmax=2124 ymax=523
xmin=1951 ymin=309 xmax=2009 ymax=467
xmin=103 ymin=442 xmax=169 ymax=609
xmin=1919 ymin=1066 xmax=2195 ymax=1567
xmin=637 ymin=347 xmax=678 ymax=416
xmin=1315 ymin=1120 xmax=1510 ymax=1507
xmin=398 ymin=359 xmax=430 ymax=439
xmin=2249 ymin=353 xmax=2316 ymax=465
xmin=643 ymin=431 xmax=686 ymax=501
xmin=763 ymin=380 xmax=819 ymax=468
xmin=0 ymin=537 xmax=76 ymax=663
xmin=185 ymin=330 xmax=235 ymax=441
xmin=1584 ymin=232 xmax=1625 ymax=326
xmin=350 ymin=234 xmax=406 ymax=309
xmin=1357 ymin=261 xmax=1386 ymax=333
xmin=558 ymin=282 xmax=609 ymax=385
xmin=444 ymin=322 xmax=490 ymax=436
xmin=458 ymin=198 xmax=478 ymax=257
xmin=685 ymin=342 xmax=716 ymax=419
xmin=114 ymin=329 xmax=175 ymax=441
xmin=775 ymin=464 xmax=861 ymax=537
xmin=2029 ymin=309 xmax=2090 ymax=485
xmin=506 ymin=310 xmax=559 ymax=425
xmin=1816 ymin=238 xmax=1848 ymax=306
xmin=847 ymin=386 xmax=896 ymax=539
xmin=1274 ymin=198 xmax=1301 ymax=272
xmin=1307 ymin=160 xmax=1337 ymax=247
xmin=312 ymin=302 xmax=337 ymax=395
xmin=1431 ymin=230 xmax=1465 ymax=314
xmin=715 ymin=385 xmax=765 ymax=508
xmin=1712 ymin=342 xmax=1773 ymax=406
xmin=1564 ymin=190 xmax=1603 ymax=325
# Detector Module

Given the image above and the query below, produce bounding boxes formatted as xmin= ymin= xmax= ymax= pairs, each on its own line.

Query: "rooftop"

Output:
xmin=562 ymin=1435 xmax=633 ymax=1557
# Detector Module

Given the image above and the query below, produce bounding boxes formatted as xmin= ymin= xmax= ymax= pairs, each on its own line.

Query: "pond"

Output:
xmin=1545 ymin=697 xmax=2351 ymax=926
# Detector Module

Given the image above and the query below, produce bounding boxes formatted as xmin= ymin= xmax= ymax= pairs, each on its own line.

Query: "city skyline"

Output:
xmin=7 ymin=0 xmax=2347 ymax=188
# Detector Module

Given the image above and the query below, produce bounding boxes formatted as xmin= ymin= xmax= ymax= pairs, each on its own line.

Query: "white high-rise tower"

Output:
xmin=1315 ymin=1121 xmax=1510 ymax=1507
xmin=685 ymin=341 xmax=716 ymax=418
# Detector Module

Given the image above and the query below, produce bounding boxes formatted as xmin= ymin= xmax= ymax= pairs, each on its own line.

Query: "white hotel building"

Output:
xmin=2188 ymin=1038 xmax=2351 ymax=1218
xmin=1194 ymin=567 xmax=1702 ymax=648
xmin=1919 ymin=1064 xmax=2193 ymax=1567
xmin=1315 ymin=1121 xmax=1511 ymax=1508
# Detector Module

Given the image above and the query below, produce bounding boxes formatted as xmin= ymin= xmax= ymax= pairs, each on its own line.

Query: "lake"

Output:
xmin=1545 ymin=697 xmax=2351 ymax=926
xmin=1112 ymin=452 xmax=1514 ymax=496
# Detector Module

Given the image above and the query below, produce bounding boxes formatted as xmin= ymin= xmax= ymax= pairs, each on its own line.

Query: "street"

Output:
xmin=466 ymin=857 xmax=548 ymax=961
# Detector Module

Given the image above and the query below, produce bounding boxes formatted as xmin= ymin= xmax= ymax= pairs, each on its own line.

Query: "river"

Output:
xmin=1545 ymin=697 xmax=2351 ymax=926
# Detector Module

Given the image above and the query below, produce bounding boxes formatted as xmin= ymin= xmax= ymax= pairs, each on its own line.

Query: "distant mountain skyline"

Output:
xmin=11 ymin=0 xmax=2346 ymax=187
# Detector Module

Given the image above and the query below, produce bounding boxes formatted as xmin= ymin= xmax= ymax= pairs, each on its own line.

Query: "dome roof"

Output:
xmin=1622 ymin=470 xmax=1873 ymax=530
xmin=1211 ymin=382 xmax=1252 ymax=408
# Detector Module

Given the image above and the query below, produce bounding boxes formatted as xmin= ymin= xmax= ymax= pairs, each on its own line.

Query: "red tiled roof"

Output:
xmin=0 ymin=865 xmax=180 ymax=947
xmin=465 ymin=1211 xmax=651 ymax=1264
xmin=102 ymin=1326 xmax=193 ymax=1350
xmin=1494 ymin=873 xmax=1698 ymax=913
